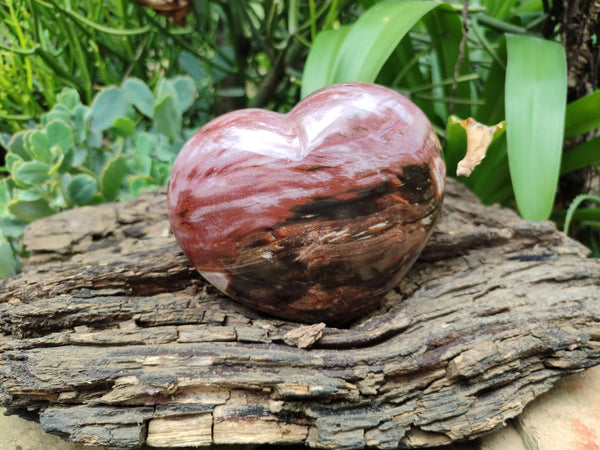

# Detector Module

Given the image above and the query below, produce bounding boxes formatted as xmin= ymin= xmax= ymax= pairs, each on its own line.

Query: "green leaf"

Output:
xmin=57 ymin=88 xmax=81 ymax=110
xmin=7 ymin=191 xmax=54 ymax=222
xmin=132 ymin=132 xmax=153 ymax=175
xmin=14 ymin=161 xmax=52 ymax=185
xmin=505 ymin=34 xmax=567 ymax=221
xmin=564 ymin=90 xmax=600 ymax=140
xmin=0 ymin=231 xmax=18 ymax=279
xmin=561 ymin=135 xmax=600 ymax=174
xmin=128 ymin=175 xmax=156 ymax=197
xmin=0 ymin=179 xmax=11 ymax=216
xmin=423 ymin=7 xmax=473 ymax=119
xmin=68 ymin=174 xmax=98 ymax=205
xmin=476 ymin=37 xmax=507 ymax=124
xmin=123 ymin=77 xmax=154 ymax=118
xmin=8 ymin=131 xmax=30 ymax=161
xmin=102 ymin=155 xmax=128 ymax=200
xmin=0 ymin=217 xmax=27 ymax=238
xmin=25 ymin=130 xmax=52 ymax=163
xmin=173 ymin=76 xmax=197 ymax=112
xmin=153 ymin=95 xmax=181 ymax=141
xmin=88 ymin=86 xmax=129 ymax=133
xmin=564 ymin=194 xmax=600 ymax=235
xmin=178 ymin=51 xmax=207 ymax=88
xmin=111 ymin=117 xmax=136 ymax=137
xmin=331 ymin=1 xmax=441 ymax=84
xmin=46 ymin=120 xmax=74 ymax=152
xmin=301 ymin=26 xmax=351 ymax=98
xmin=6 ymin=154 xmax=24 ymax=174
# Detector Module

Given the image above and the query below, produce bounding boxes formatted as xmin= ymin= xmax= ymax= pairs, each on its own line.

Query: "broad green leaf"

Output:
xmin=564 ymin=90 xmax=600 ymax=140
xmin=301 ymin=26 xmax=351 ymax=98
xmin=333 ymin=1 xmax=441 ymax=84
xmin=173 ymin=76 xmax=197 ymax=112
xmin=476 ymin=37 xmax=507 ymax=124
xmin=68 ymin=174 xmax=98 ymax=205
xmin=123 ymin=77 xmax=154 ymax=118
xmin=25 ymin=130 xmax=52 ymax=163
xmin=561 ymin=136 xmax=600 ymax=174
xmin=102 ymin=155 xmax=128 ymax=200
xmin=376 ymin=35 xmax=433 ymax=118
xmin=46 ymin=120 xmax=74 ymax=152
xmin=481 ymin=0 xmax=520 ymax=20
xmin=88 ymin=86 xmax=129 ymax=133
xmin=505 ymin=34 xmax=567 ymax=221
xmin=153 ymin=95 xmax=181 ymax=141
xmin=0 ymin=231 xmax=17 ymax=279
xmin=7 ymin=191 xmax=54 ymax=222
xmin=14 ymin=161 xmax=52 ymax=185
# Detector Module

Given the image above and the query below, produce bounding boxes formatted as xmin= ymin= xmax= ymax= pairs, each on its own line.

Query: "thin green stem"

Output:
xmin=407 ymin=73 xmax=480 ymax=94
xmin=308 ymin=0 xmax=317 ymax=40
xmin=34 ymin=0 xmax=152 ymax=35
xmin=475 ymin=14 xmax=529 ymax=34
xmin=471 ymin=16 xmax=506 ymax=70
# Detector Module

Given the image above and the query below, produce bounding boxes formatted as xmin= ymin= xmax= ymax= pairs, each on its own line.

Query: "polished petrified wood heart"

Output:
xmin=168 ymin=83 xmax=445 ymax=324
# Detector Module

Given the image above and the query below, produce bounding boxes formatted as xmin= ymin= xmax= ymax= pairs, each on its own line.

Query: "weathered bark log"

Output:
xmin=1 ymin=179 xmax=599 ymax=449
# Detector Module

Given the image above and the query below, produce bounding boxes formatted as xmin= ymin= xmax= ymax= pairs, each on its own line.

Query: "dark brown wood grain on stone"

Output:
xmin=1 ymin=179 xmax=599 ymax=449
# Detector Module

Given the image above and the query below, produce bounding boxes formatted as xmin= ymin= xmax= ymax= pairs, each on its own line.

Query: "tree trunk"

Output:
xmin=1 ymin=179 xmax=599 ymax=449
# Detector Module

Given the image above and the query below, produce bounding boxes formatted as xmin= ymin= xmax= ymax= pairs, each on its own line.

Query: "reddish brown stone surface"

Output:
xmin=168 ymin=83 xmax=445 ymax=324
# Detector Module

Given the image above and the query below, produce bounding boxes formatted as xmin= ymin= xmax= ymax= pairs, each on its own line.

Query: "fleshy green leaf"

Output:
xmin=173 ymin=76 xmax=197 ymax=112
xmin=112 ymin=117 xmax=136 ymax=137
xmin=123 ymin=77 xmax=154 ymax=118
xmin=68 ymin=174 xmax=98 ymax=205
xmin=46 ymin=120 xmax=74 ymax=152
xmin=25 ymin=130 xmax=52 ymax=163
xmin=14 ymin=161 xmax=52 ymax=185
xmin=0 ymin=217 xmax=27 ymax=238
xmin=153 ymin=95 xmax=181 ymax=141
xmin=0 ymin=231 xmax=18 ymax=279
xmin=7 ymin=191 xmax=54 ymax=222
xmin=57 ymin=88 xmax=81 ymax=110
xmin=128 ymin=175 xmax=156 ymax=197
xmin=8 ymin=131 xmax=30 ymax=161
xmin=505 ymin=34 xmax=567 ymax=221
xmin=102 ymin=155 xmax=128 ymax=200
xmin=0 ymin=179 xmax=11 ymax=216
xmin=89 ymin=86 xmax=129 ymax=133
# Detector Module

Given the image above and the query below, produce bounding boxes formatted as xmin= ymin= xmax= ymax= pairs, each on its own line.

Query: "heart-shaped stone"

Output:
xmin=168 ymin=83 xmax=445 ymax=324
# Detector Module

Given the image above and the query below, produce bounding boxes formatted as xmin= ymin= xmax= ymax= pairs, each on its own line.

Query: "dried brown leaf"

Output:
xmin=456 ymin=118 xmax=505 ymax=177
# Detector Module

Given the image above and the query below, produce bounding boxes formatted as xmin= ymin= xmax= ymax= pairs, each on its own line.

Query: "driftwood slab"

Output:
xmin=1 ymin=179 xmax=599 ymax=449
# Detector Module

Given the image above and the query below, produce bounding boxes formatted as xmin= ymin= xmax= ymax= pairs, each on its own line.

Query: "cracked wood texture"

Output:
xmin=1 ymin=178 xmax=599 ymax=449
